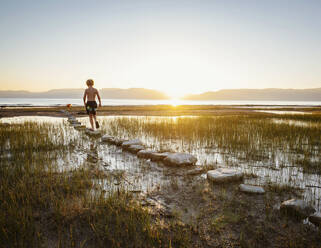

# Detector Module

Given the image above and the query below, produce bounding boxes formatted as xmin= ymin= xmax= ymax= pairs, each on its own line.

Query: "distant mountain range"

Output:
xmin=0 ymin=88 xmax=320 ymax=101
xmin=182 ymin=88 xmax=321 ymax=101
xmin=0 ymin=88 xmax=170 ymax=100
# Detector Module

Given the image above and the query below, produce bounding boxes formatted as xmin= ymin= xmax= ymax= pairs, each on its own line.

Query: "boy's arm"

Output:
xmin=83 ymin=90 xmax=87 ymax=106
xmin=96 ymin=89 xmax=102 ymax=107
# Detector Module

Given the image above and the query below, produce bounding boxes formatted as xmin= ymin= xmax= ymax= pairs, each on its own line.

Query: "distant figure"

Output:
xmin=83 ymin=79 xmax=102 ymax=130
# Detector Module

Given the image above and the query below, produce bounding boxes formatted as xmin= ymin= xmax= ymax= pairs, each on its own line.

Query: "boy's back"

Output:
xmin=84 ymin=87 xmax=98 ymax=101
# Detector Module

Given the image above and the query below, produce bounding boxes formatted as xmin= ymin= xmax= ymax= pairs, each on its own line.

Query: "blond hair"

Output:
xmin=86 ymin=79 xmax=94 ymax=86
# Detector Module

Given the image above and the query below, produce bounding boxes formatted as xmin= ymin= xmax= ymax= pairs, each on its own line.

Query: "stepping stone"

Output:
xmin=114 ymin=139 xmax=125 ymax=146
xmin=207 ymin=168 xmax=243 ymax=183
xmin=280 ymin=199 xmax=315 ymax=219
xmin=70 ymin=122 xmax=82 ymax=127
xmin=122 ymin=139 xmax=143 ymax=148
xmin=105 ymin=137 xmax=126 ymax=146
xmin=137 ymin=150 xmax=156 ymax=159
xmin=125 ymin=145 xmax=145 ymax=154
xmin=150 ymin=152 xmax=172 ymax=161
xmin=186 ymin=167 xmax=206 ymax=175
xmin=85 ymin=129 xmax=101 ymax=136
xmin=101 ymin=135 xmax=114 ymax=142
xmin=309 ymin=212 xmax=321 ymax=226
xmin=69 ymin=120 xmax=80 ymax=125
xmin=239 ymin=184 xmax=265 ymax=194
xmin=163 ymin=153 xmax=197 ymax=166
xmin=74 ymin=125 xmax=86 ymax=130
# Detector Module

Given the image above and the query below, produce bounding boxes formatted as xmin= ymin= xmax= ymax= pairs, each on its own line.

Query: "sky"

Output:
xmin=0 ymin=0 xmax=320 ymax=98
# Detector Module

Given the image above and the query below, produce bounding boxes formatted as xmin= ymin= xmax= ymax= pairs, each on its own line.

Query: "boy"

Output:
xmin=83 ymin=79 xmax=102 ymax=130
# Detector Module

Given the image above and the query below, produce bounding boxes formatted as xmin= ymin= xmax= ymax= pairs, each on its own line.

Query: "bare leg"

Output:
xmin=89 ymin=114 xmax=94 ymax=130
xmin=93 ymin=114 xmax=99 ymax=128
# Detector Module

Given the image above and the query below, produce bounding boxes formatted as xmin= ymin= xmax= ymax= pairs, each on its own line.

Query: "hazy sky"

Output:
xmin=0 ymin=0 xmax=320 ymax=97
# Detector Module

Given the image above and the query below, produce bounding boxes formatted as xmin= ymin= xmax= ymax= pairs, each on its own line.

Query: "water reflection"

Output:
xmin=1 ymin=115 xmax=321 ymax=212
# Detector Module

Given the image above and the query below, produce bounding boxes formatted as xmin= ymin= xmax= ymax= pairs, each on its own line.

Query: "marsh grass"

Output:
xmin=100 ymin=113 xmax=321 ymax=173
xmin=0 ymin=122 xmax=191 ymax=247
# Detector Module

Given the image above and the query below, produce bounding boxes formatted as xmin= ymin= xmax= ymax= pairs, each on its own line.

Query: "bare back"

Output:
xmin=84 ymin=87 xmax=98 ymax=101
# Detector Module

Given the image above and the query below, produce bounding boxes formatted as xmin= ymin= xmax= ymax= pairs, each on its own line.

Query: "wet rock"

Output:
xmin=85 ymin=129 xmax=101 ymax=136
xmin=150 ymin=152 xmax=172 ymax=161
xmin=68 ymin=117 xmax=76 ymax=121
xmin=109 ymin=138 xmax=126 ymax=146
xmin=114 ymin=139 xmax=126 ymax=146
xmin=101 ymin=135 xmax=114 ymax=142
xmin=125 ymin=145 xmax=145 ymax=154
xmin=70 ymin=122 xmax=82 ymax=127
xmin=69 ymin=119 xmax=80 ymax=125
xmin=137 ymin=150 xmax=156 ymax=159
xmin=0 ymin=122 xmax=10 ymax=127
xmin=239 ymin=184 xmax=265 ymax=194
xmin=101 ymin=136 xmax=124 ymax=145
xmin=163 ymin=153 xmax=197 ymax=166
xmin=280 ymin=199 xmax=315 ymax=219
xmin=186 ymin=167 xmax=206 ymax=175
xmin=122 ymin=139 xmax=143 ymax=148
xmin=309 ymin=212 xmax=321 ymax=226
xmin=207 ymin=168 xmax=243 ymax=183
xmin=74 ymin=124 xmax=86 ymax=129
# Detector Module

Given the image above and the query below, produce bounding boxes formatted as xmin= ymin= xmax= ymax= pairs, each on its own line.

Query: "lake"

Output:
xmin=1 ymin=98 xmax=321 ymax=107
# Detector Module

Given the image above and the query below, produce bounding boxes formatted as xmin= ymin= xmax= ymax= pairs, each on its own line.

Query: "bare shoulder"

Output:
xmin=93 ymin=87 xmax=99 ymax=93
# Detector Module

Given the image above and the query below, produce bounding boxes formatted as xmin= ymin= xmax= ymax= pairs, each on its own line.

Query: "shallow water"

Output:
xmin=1 ymin=115 xmax=320 ymax=212
xmin=255 ymin=110 xmax=313 ymax=115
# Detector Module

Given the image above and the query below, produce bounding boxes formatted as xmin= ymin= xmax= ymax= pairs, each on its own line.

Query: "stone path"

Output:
xmin=61 ymin=110 xmax=319 ymax=226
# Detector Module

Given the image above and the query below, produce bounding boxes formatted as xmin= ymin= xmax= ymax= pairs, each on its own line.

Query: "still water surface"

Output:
xmin=1 ymin=115 xmax=320 ymax=212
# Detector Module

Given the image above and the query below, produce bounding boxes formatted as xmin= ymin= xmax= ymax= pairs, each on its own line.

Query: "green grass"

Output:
xmin=0 ymin=122 xmax=191 ymax=247
xmin=100 ymin=113 xmax=321 ymax=173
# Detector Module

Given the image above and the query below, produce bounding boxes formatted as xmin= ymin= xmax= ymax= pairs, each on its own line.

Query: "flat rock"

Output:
xmin=308 ymin=212 xmax=321 ymax=226
xmin=70 ymin=122 xmax=82 ymax=127
xmin=107 ymin=137 xmax=126 ymax=146
xmin=74 ymin=125 xmax=86 ymax=129
xmin=85 ymin=129 xmax=101 ymax=136
xmin=137 ymin=150 xmax=156 ymax=159
xmin=125 ymin=145 xmax=145 ymax=154
xmin=114 ymin=139 xmax=126 ymax=146
xmin=150 ymin=152 xmax=172 ymax=161
xmin=122 ymin=139 xmax=143 ymax=148
xmin=280 ymin=199 xmax=315 ymax=219
xmin=186 ymin=167 xmax=206 ymax=175
xmin=207 ymin=168 xmax=243 ymax=183
xmin=101 ymin=135 xmax=114 ymax=142
xmin=239 ymin=184 xmax=265 ymax=194
xmin=163 ymin=153 xmax=197 ymax=166
xmin=68 ymin=120 xmax=78 ymax=124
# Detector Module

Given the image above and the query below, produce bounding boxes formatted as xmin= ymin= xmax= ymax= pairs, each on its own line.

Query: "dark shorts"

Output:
xmin=86 ymin=101 xmax=97 ymax=115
